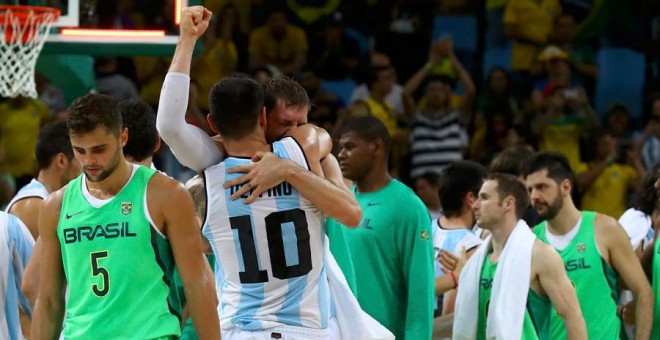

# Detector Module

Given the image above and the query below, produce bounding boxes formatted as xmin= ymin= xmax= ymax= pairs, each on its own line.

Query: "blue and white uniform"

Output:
xmin=204 ymin=138 xmax=330 ymax=337
xmin=0 ymin=212 xmax=34 ymax=339
xmin=6 ymin=179 xmax=49 ymax=216
xmin=432 ymin=219 xmax=483 ymax=279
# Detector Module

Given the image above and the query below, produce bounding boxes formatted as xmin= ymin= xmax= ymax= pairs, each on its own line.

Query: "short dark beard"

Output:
xmin=538 ymin=194 xmax=563 ymax=220
xmin=85 ymin=147 xmax=121 ymax=183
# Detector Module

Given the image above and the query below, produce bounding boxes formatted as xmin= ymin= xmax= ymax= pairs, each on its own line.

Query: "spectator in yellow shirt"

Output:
xmin=531 ymin=84 xmax=598 ymax=173
xmin=503 ymin=0 xmax=561 ymax=73
xmin=249 ymin=8 xmax=308 ymax=75
xmin=577 ymin=131 xmax=645 ymax=219
xmin=0 ymin=96 xmax=49 ymax=189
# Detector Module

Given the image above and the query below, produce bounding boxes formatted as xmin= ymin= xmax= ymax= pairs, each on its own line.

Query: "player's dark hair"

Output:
xmin=209 ymin=76 xmax=265 ymax=140
xmin=263 ymin=75 xmax=311 ymax=113
xmin=439 ymin=160 xmax=488 ymax=218
xmin=118 ymin=100 xmax=158 ymax=162
xmin=488 ymin=173 xmax=530 ymax=219
xmin=36 ymin=121 xmax=74 ymax=170
xmin=525 ymin=151 xmax=575 ymax=190
xmin=341 ymin=116 xmax=392 ymax=157
xmin=489 ymin=146 xmax=534 ymax=176
xmin=67 ymin=93 xmax=122 ymax=135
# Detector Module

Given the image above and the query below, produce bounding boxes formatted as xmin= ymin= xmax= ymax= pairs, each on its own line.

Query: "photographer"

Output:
xmin=576 ymin=130 xmax=645 ymax=219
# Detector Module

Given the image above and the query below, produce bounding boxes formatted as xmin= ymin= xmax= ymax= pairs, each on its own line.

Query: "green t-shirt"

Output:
xmin=327 ymin=179 xmax=434 ymax=340
xmin=477 ymin=255 xmax=550 ymax=340
xmin=58 ymin=166 xmax=181 ymax=339
xmin=533 ymin=211 xmax=620 ymax=339
xmin=325 ymin=218 xmax=358 ymax=294
xmin=652 ymin=239 xmax=660 ymax=339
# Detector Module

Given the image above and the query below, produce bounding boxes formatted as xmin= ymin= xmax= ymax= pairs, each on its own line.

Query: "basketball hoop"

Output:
xmin=0 ymin=5 xmax=59 ymax=98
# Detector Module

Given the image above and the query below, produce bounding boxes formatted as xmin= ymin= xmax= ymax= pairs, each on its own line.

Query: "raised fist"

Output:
xmin=180 ymin=6 xmax=212 ymax=39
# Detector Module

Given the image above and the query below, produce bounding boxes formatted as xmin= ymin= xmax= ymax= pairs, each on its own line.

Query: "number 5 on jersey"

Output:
xmin=90 ymin=251 xmax=110 ymax=297
xmin=231 ymin=208 xmax=312 ymax=284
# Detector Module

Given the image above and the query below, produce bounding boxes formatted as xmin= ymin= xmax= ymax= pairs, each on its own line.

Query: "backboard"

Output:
xmin=1 ymin=0 xmax=199 ymax=56
xmin=2 ymin=0 xmax=77 ymax=27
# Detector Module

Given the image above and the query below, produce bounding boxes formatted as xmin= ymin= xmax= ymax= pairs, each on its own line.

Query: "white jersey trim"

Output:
xmin=81 ymin=165 xmax=138 ymax=208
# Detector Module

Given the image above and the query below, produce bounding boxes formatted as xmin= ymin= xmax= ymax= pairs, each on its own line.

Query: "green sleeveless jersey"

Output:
xmin=58 ymin=166 xmax=181 ymax=339
xmin=652 ymin=239 xmax=660 ymax=340
xmin=477 ymin=255 xmax=550 ymax=340
xmin=533 ymin=211 xmax=619 ymax=339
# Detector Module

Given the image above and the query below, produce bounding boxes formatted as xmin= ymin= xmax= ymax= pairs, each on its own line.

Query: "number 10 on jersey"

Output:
xmin=230 ymin=208 xmax=313 ymax=284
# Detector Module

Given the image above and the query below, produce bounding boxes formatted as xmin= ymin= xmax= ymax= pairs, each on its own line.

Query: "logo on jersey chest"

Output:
xmin=121 ymin=201 xmax=133 ymax=215
xmin=63 ymin=222 xmax=137 ymax=244
xmin=577 ymin=243 xmax=586 ymax=253
xmin=564 ymin=258 xmax=591 ymax=272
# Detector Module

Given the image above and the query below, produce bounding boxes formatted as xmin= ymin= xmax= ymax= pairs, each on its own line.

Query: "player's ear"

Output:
xmin=119 ymin=127 xmax=128 ymax=148
xmin=153 ymin=135 xmax=161 ymax=154
xmin=207 ymin=114 xmax=220 ymax=134
xmin=465 ymin=191 xmax=476 ymax=207
xmin=258 ymin=106 xmax=267 ymax=129
xmin=55 ymin=152 xmax=67 ymax=169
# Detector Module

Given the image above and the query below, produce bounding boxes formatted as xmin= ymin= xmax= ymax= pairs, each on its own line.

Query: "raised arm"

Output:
xmin=533 ymin=241 xmax=587 ymax=340
xmin=597 ymin=215 xmax=654 ymax=339
xmin=30 ymin=191 xmax=66 ymax=340
xmin=149 ymin=174 xmax=219 ymax=339
xmin=156 ymin=6 xmax=222 ymax=172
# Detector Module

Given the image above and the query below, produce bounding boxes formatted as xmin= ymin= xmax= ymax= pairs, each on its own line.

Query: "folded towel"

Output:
xmin=453 ymin=220 xmax=536 ymax=340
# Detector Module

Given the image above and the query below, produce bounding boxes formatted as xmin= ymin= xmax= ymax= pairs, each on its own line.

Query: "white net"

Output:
xmin=0 ymin=6 xmax=59 ymax=98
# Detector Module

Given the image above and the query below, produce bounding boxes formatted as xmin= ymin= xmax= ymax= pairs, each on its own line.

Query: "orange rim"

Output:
xmin=0 ymin=5 xmax=60 ymax=22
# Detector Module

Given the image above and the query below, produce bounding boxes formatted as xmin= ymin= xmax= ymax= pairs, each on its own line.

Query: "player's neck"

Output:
xmin=355 ymin=167 xmax=391 ymax=193
xmin=489 ymin=217 xmax=518 ymax=256
xmin=37 ymin=168 xmax=64 ymax=194
xmin=127 ymin=156 xmax=153 ymax=168
xmin=547 ymin=202 xmax=581 ymax=235
xmin=440 ymin=212 xmax=473 ymax=230
xmin=426 ymin=198 xmax=441 ymax=212
xmin=86 ymin=159 xmax=133 ymax=197
xmin=224 ymin=135 xmax=268 ymax=158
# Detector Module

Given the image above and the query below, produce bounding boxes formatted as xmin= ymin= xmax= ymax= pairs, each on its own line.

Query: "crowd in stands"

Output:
xmin=2 ymin=0 xmax=660 ymax=224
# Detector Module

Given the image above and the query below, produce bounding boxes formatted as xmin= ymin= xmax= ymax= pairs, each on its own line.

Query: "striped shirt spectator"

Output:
xmin=410 ymin=110 xmax=468 ymax=178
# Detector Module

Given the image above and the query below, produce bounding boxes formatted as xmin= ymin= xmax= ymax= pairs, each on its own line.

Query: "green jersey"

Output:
xmin=476 ymin=255 xmax=550 ymax=340
xmin=326 ymin=180 xmax=434 ymax=340
xmin=652 ymin=239 xmax=660 ymax=339
xmin=58 ymin=166 xmax=181 ymax=339
xmin=533 ymin=211 xmax=619 ymax=339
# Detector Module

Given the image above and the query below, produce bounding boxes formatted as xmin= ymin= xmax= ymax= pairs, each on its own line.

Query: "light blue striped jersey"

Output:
xmin=642 ymin=135 xmax=660 ymax=170
xmin=431 ymin=219 xmax=482 ymax=279
xmin=203 ymin=137 xmax=329 ymax=331
xmin=6 ymin=179 xmax=49 ymax=213
xmin=0 ymin=212 xmax=34 ymax=339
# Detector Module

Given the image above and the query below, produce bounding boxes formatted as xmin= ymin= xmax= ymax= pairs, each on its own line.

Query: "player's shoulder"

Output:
xmin=593 ymin=212 xmax=622 ymax=232
xmin=9 ymin=196 xmax=44 ymax=213
xmin=284 ymin=125 xmax=318 ymax=147
xmin=532 ymin=239 xmax=561 ymax=269
xmin=147 ymin=171 xmax=191 ymax=201
xmin=390 ymin=180 xmax=424 ymax=203
xmin=41 ymin=185 xmax=68 ymax=214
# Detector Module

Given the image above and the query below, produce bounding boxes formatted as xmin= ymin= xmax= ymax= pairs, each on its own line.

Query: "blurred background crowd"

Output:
xmin=2 ymin=0 xmax=660 ymax=222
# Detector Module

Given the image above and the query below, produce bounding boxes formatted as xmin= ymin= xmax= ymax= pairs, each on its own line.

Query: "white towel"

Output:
xmin=453 ymin=220 xmax=536 ymax=340
xmin=325 ymin=237 xmax=394 ymax=340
